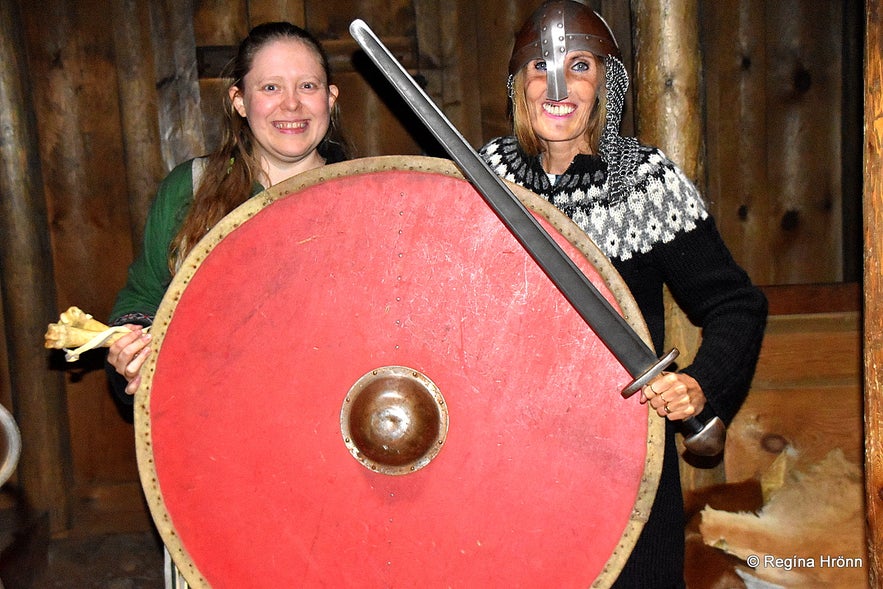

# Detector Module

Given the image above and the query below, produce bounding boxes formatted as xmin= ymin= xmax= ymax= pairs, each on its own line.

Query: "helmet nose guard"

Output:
xmin=508 ymin=0 xmax=620 ymax=102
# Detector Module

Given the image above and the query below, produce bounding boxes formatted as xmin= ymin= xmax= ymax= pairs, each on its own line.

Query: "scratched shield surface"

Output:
xmin=135 ymin=156 xmax=663 ymax=588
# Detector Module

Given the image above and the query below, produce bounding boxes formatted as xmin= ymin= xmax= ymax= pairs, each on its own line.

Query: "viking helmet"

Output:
xmin=508 ymin=0 xmax=620 ymax=102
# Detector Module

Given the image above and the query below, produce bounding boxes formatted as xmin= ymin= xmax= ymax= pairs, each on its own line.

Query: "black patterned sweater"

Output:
xmin=480 ymin=135 xmax=767 ymax=427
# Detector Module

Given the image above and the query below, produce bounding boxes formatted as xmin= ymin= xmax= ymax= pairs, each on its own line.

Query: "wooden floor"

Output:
xmin=0 ymin=503 xmax=163 ymax=589
xmin=25 ymin=531 xmax=164 ymax=589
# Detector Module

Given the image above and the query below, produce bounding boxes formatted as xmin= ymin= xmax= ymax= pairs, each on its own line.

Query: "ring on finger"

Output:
xmin=664 ymin=403 xmax=672 ymax=414
xmin=648 ymin=382 xmax=658 ymax=394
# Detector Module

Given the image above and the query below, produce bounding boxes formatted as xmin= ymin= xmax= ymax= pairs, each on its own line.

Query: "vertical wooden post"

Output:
xmin=863 ymin=1 xmax=883 ymax=584
xmin=0 ymin=0 xmax=73 ymax=533
xmin=631 ymin=0 xmax=704 ymax=183
xmin=112 ymin=0 xmax=167 ymax=254
xmin=630 ymin=0 xmax=725 ymax=487
xmin=473 ymin=0 xmax=528 ymax=141
xmin=149 ymin=0 xmax=205 ymax=168
xmin=630 ymin=0 xmax=704 ymax=366
xmin=414 ymin=0 xmax=483 ymax=147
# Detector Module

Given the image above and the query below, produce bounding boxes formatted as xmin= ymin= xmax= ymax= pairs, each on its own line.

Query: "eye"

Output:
xmin=262 ymin=83 xmax=279 ymax=92
xmin=298 ymin=79 xmax=326 ymax=92
xmin=572 ymin=61 xmax=590 ymax=72
xmin=533 ymin=60 xmax=547 ymax=72
xmin=568 ymin=53 xmax=597 ymax=73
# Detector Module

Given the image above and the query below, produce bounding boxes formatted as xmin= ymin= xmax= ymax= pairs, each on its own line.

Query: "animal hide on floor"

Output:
xmin=697 ymin=448 xmax=867 ymax=588
xmin=684 ymin=478 xmax=765 ymax=589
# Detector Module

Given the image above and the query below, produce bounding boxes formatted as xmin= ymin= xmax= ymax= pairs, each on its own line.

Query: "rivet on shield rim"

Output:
xmin=340 ymin=366 xmax=448 ymax=475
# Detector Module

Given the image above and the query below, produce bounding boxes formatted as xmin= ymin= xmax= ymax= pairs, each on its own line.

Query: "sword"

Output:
xmin=349 ymin=19 xmax=725 ymax=456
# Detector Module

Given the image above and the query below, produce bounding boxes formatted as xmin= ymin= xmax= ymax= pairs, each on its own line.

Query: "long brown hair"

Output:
xmin=510 ymin=61 xmax=607 ymax=158
xmin=168 ymin=22 xmax=351 ymax=273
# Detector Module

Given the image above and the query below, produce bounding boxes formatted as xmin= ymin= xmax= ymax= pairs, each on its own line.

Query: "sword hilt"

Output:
xmin=620 ymin=348 xmax=679 ymax=399
xmin=620 ymin=347 xmax=726 ymax=456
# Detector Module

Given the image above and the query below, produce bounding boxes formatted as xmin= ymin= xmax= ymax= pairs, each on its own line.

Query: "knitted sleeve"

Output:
xmin=619 ymin=151 xmax=767 ymax=425
xmin=655 ymin=215 xmax=768 ymax=425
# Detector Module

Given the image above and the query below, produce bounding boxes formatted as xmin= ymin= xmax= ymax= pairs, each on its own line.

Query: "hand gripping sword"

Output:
xmin=349 ymin=19 xmax=725 ymax=456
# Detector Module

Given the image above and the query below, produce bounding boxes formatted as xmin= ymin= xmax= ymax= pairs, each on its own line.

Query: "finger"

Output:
xmin=655 ymin=399 xmax=673 ymax=418
xmin=110 ymin=328 xmax=149 ymax=363
xmin=113 ymin=325 xmax=143 ymax=348
xmin=648 ymin=389 xmax=671 ymax=411
xmin=124 ymin=345 xmax=152 ymax=380
xmin=107 ymin=328 xmax=141 ymax=363
xmin=119 ymin=335 xmax=151 ymax=374
xmin=130 ymin=343 xmax=152 ymax=370
xmin=125 ymin=374 xmax=142 ymax=396
xmin=659 ymin=398 xmax=699 ymax=420
xmin=641 ymin=380 xmax=663 ymax=402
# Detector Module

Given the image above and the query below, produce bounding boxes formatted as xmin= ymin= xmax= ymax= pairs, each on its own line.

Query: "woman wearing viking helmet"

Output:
xmin=480 ymin=1 xmax=767 ymax=586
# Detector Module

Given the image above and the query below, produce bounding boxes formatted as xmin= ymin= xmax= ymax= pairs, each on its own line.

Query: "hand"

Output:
xmin=107 ymin=325 xmax=152 ymax=396
xmin=640 ymin=372 xmax=706 ymax=420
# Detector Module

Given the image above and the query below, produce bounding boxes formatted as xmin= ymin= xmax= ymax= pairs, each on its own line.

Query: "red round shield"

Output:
xmin=136 ymin=156 xmax=663 ymax=588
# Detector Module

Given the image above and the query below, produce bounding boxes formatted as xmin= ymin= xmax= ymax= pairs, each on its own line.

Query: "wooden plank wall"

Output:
xmin=10 ymin=0 xmax=146 ymax=535
xmin=701 ymin=0 xmax=852 ymax=285
xmin=0 ymin=0 xmax=870 ymax=569
xmin=726 ymin=286 xmax=863 ymax=482
xmin=0 ymin=0 xmax=74 ymax=536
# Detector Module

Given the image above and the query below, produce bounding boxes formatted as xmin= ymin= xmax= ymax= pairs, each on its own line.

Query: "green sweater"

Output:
xmin=109 ymin=158 xmax=263 ymax=325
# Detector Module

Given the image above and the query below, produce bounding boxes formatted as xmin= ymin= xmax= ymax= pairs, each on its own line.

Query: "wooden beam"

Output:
xmin=0 ymin=0 xmax=73 ymax=534
xmin=112 ymin=0 xmax=167 ymax=253
xmin=631 ymin=0 xmax=704 ymax=185
xmin=631 ymin=0 xmax=724 ymax=491
xmin=148 ymin=0 xmax=205 ymax=168
xmin=414 ymin=0 xmax=483 ymax=148
xmin=863 ymin=0 xmax=883 ymax=584
xmin=761 ymin=283 xmax=861 ymax=315
xmin=630 ymin=0 xmax=705 ymax=369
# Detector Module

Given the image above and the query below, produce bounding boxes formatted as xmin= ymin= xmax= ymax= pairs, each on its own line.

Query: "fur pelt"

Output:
xmin=697 ymin=448 xmax=866 ymax=588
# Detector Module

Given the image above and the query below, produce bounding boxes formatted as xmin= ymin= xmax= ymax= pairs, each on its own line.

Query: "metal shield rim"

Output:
xmin=134 ymin=155 xmax=664 ymax=588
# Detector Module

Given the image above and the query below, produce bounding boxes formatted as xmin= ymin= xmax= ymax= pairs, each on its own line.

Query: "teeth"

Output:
xmin=274 ymin=121 xmax=306 ymax=129
xmin=543 ymin=103 xmax=575 ymax=116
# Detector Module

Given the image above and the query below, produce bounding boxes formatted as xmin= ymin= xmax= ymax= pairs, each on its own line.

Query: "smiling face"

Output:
xmin=522 ymin=50 xmax=602 ymax=158
xmin=229 ymin=37 xmax=338 ymax=185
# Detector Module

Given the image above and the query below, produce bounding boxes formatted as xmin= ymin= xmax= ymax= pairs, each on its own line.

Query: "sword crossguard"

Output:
xmin=620 ymin=348 xmax=679 ymax=399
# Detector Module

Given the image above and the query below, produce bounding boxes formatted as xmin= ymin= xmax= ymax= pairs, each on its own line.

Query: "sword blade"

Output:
xmin=349 ymin=19 xmax=671 ymax=390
